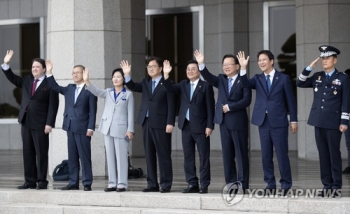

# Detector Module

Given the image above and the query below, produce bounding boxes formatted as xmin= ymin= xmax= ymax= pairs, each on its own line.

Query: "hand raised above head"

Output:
xmin=4 ymin=50 xmax=14 ymax=64
xmin=83 ymin=68 xmax=90 ymax=82
xmin=236 ymin=51 xmax=250 ymax=70
xmin=194 ymin=50 xmax=204 ymax=65
xmin=45 ymin=60 xmax=53 ymax=75
xmin=120 ymin=60 xmax=131 ymax=76
xmin=163 ymin=60 xmax=172 ymax=74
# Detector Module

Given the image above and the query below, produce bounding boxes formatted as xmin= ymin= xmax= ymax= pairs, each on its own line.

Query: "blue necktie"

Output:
xmin=266 ymin=75 xmax=271 ymax=92
xmin=326 ymin=74 xmax=330 ymax=81
xmin=228 ymin=78 xmax=233 ymax=93
xmin=74 ymin=86 xmax=80 ymax=103
xmin=186 ymin=83 xmax=194 ymax=120
xmin=152 ymin=80 xmax=156 ymax=93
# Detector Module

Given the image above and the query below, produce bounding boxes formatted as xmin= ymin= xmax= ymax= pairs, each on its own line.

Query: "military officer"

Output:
xmin=297 ymin=45 xmax=350 ymax=198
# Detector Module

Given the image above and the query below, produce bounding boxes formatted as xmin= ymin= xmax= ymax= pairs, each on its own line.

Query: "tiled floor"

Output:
xmin=0 ymin=150 xmax=350 ymax=196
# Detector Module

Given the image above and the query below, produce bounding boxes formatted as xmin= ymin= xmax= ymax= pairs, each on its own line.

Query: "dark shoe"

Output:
xmin=142 ymin=187 xmax=159 ymax=192
xmin=160 ymin=189 xmax=170 ymax=193
xmin=17 ymin=183 xmax=36 ymax=189
xmin=199 ymin=188 xmax=208 ymax=194
xmin=279 ymin=189 xmax=290 ymax=196
xmin=332 ymin=189 xmax=342 ymax=198
xmin=84 ymin=186 xmax=92 ymax=191
xmin=104 ymin=187 xmax=116 ymax=192
xmin=36 ymin=184 xmax=47 ymax=190
xmin=342 ymin=166 xmax=350 ymax=174
xmin=182 ymin=184 xmax=199 ymax=193
xmin=61 ymin=185 xmax=79 ymax=190
xmin=116 ymin=188 xmax=126 ymax=192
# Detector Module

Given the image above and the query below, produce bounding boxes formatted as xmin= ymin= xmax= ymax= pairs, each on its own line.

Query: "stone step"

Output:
xmin=0 ymin=189 xmax=350 ymax=214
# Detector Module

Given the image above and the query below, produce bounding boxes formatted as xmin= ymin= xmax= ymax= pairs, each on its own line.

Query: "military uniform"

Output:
xmin=297 ymin=45 xmax=350 ymax=195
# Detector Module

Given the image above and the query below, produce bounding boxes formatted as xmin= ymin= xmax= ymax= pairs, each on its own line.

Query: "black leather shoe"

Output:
xmin=17 ymin=183 xmax=36 ymax=189
xmin=160 ymin=189 xmax=170 ymax=193
xmin=199 ymin=188 xmax=208 ymax=194
xmin=116 ymin=188 xmax=126 ymax=192
xmin=182 ymin=185 xmax=199 ymax=193
xmin=36 ymin=184 xmax=47 ymax=190
xmin=84 ymin=186 xmax=92 ymax=191
xmin=61 ymin=185 xmax=79 ymax=190
xmin=342 ymin=166 xmax=350 ymax=174
xmin=104 ymin=187 xmax=116 ymax=192
xmin=142 ymin=187 xmax=159 ymax=192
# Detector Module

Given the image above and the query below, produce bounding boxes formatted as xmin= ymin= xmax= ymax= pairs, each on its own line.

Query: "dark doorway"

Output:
xmin=148 ymin=13 xmax=193 ymax=83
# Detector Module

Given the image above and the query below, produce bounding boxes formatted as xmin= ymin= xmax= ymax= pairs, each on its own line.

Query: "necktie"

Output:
xmin=74 ymin=86 xmax=80 ymax=103
xmin=326 ymin=74 xmax=330 ymax=81
xmin=228 ymin=78 xmax=233 ymax=93
xmin=266 ymin=75 xmax=271 ymax=92
xmin=152 ymin=80 xmax=156 ymax=93
xmin=186 ymin=83 xmax=194 ymax=120
xmin=31 ymin=79 xmax=39 ymax=96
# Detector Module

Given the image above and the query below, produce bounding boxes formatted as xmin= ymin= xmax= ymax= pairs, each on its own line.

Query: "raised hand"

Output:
xmin=237 ymin=51 xmax=250 ymax=70
xmin=120 ymin=60 xmax=131 ymax=76
xmin=194 ymin=50 xmax=204 ymax=65
xmin=45 ymin=60 xmax=53 ymax=75
xmin=83 ymin=68 xmax=90 ymax=84
xmin=163 ymin=60 xmax=172 ymax=74
xmin=309 ymin=57 xmax=320 ymax=69
xmin=4 ymin=50 xmax=14 ymax=64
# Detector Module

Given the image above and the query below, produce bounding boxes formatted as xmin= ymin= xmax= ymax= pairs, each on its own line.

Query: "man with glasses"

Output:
xmin=194 ymin=50 xmax=251 ymax=193
xmin=124 ymin=57 xmax=176 ymax=193
xmin=162 ymin=59 xmax=215 ymax=194
xmin=46 ymin=63 xmax=97 ymax=191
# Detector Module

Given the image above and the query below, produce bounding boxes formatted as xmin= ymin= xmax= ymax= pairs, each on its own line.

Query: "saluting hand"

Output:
xmin=309 ymin=57 xmax=320 ymax=69
xmin=194 ymin=50 xmax=204 ymax=65
xmin=45 ymin=60 xmax=53 ymax=75
xmin=4 ymin=50 xmax=14 ymax=64
xmin=120 ymin=60 xmax=131 ymax=76
xmin=237 ymin=51 xmax=250 ymax=70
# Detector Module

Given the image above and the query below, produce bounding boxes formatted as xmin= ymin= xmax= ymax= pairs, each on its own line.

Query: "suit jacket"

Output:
xmin=200 ymin=67 xmax=251 ymax=131
xmin=126 ymin=76 xmax=176 ymax=129
xmin=297 ymin=68 xmax=350 ymax=129
xmin=2 ymin=68 xmax=59 ymax=130
xmin=240 ymin=70 xmax=297 ymax=128
xmin=163 ymin=78 xmax=215 ymax=133
xmin=46 ymin=76 xmax=97 ymax=134
xmin=86 ymin=83 xmax=134 ymax=138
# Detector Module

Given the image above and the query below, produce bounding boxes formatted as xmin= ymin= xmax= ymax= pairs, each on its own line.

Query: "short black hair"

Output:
xmin=222 ymin=54 xmax=239 ymax=65
xmin=257 ymin=50 xmax=274 ymax=61
xmin=147 ymin=56 xmax=163 ymax=68
xmin=32 ymin=58 xmax=46 ymax=69
xmin=112 ymin=68 xmax=125 ymax=85
xmin=186 ymin=59 xmax=199 ymax=69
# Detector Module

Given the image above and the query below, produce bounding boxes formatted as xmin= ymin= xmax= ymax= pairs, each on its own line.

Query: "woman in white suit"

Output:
xmin=83 ymin=66 xmax=134 ymax=192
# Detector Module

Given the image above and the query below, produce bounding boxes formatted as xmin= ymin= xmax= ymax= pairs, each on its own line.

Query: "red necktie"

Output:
xmin=31 ymin=79 xmax=39 ymax=96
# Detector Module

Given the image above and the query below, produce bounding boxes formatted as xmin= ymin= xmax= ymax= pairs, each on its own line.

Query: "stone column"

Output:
xmin=47 ymin=0 xmax=122 ymax=178
xmin=296 ymin=0 xmax=350 ymax=160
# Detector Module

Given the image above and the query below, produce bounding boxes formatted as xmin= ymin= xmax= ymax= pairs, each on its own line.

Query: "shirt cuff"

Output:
xmin=46 ymin=74 xmax=53 ymax=78
xmin=240 ymin=69 xmax=247 ymax=76
xmin=87 ymin=129 xmax=94 ymax=132
xmin=290 ymin=122 xmax=297 ymax=123
xmin=1 ymin=63 xmax=10 ymax=70
xmin=306 ymin=66 xmax=312 ymax=71
xmin=198 ymin=63 xmax=205 ymax=71
xmin=125 ymin=75 xmax=131 ymax=83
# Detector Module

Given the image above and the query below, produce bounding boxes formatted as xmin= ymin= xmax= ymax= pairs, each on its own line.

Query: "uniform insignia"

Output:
xmin=321 ymin=46 xmax=327 ymax=51
xmin=237 ymin=80 xmax=240 ymax=83
xmin=332 ymin=79 xmax=341 ymax=85
xmin=314 ymin=87 xmax=318 ymax=92
xmin=334 ymin=90 xmax=337 ymax=95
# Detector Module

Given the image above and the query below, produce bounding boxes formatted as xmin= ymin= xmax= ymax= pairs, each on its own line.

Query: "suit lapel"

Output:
xmin=269 ymin=71 xmax=280 ymax=93
xmin=258 ymin=73 xmax=269 ymax=95
xmin=191 ymin=80 xmax=202 ymax=101
xmin=185 ymin=80 xmax=191 ymax=101
xmin=150 ymin=77 xmax=163 ymax=98
xmin=228 ymin=76 xmax=240 ymax=96
xmin=32 ymin=77 xmax=45 ymax=97
xmin=75 ymin=85 xmax=85 ymax=105
xmin=115 ymin=89 xmax=126 ymax=103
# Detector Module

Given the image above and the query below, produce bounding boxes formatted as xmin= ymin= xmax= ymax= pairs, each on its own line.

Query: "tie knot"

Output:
xmin=266 ymin=75 xmax=270 ymax=79
xmin=34 ymin=78 xmax=39 ymax=82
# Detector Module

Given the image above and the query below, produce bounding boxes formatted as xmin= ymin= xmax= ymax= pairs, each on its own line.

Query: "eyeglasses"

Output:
xmin=146 ymin=65 xmax=159 ymax=70
xmin=222 ymin=64 xmax=236 ymax=67
xmin=72 ymin=72 xmax=83 ymax=75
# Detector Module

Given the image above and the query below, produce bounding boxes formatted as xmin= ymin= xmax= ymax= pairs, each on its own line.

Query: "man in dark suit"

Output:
xmin=124 ymin=57 xmax=176 ymax=193
xmin=237 ymin=50 xmax=297 ymax=195
xmin=194 ymin=51 xmax=252 ymax=192
xmin=1 ymin=50 xmax=59 ymax=190
xmin=162 ymin=59 xmax=215 ymax=194
xmin=46 ymin=62 xmax=97 ymax=191
xmin=297 ymin=45 xmax=349 ymax=197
